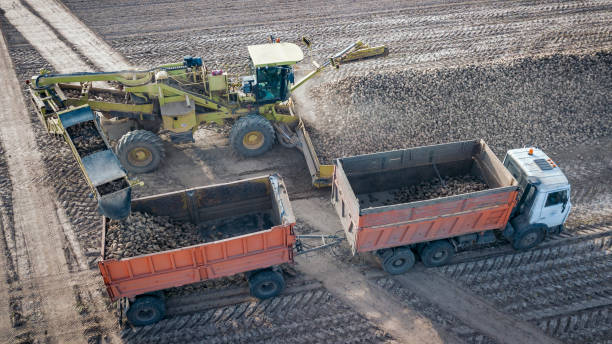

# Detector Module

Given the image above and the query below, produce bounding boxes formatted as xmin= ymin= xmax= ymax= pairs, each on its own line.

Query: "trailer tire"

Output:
xmin=512 ymin=226 xmax=545 ymax=251
xmin=126 ymin=296 xmax=165 ymax=326
xmin=420 ymin=240 xmax=454 ymax=267
xmin=248 ymin=269 xmax=285 ymax=300
xmin=229 ymin=115 xmax=275 ymax=157
xmin=116 ymin=130 xmax=165 ymax=173
xmin=381 ymin=247 xmax=416 ymax=275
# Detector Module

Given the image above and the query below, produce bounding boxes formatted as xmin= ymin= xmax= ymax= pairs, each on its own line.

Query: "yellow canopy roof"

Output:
xmin=247 ymin=43 xmax=304 ymax=67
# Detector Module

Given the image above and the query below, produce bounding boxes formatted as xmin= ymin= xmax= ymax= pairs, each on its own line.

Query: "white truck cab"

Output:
xmin=502 ymin=147 xmax=571 ymax=250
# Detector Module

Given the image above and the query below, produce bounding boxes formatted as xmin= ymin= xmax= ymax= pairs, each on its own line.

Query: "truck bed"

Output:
xmin=98 ymin=174 xmax=295 ymax=301
xmin=332 ymin=140 xmax=519 ymax=253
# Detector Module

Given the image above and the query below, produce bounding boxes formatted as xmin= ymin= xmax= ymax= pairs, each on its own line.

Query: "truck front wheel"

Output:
xmin=512 ymin=227 xmax=545 ymax=251
xmin=420 ymin=240 xmax=454 ymax=267
xmin=126 ymin=295 xmax=166 ymax=326
xmin=248 ymin=269 xmax=285 ymax=300
xmin=380 ymin=247 xmax=416 ymax=275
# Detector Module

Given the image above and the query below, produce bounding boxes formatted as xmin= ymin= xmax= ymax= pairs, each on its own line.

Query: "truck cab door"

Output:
xmin=537 ymin=188 xmax=571 ymax=228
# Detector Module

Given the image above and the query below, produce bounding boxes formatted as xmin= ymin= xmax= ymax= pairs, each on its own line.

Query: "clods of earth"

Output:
xmin=104 ymin=211 xmax=274 ymax=260
xmin=359 ymin=174 xmax=489 ymax=208
xmin=305 ymin=52 xmax=612 ymax=162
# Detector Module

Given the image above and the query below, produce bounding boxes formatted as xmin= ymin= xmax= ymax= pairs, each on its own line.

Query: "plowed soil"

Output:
xmin=0 ymin=0 xmax=610 ymax=343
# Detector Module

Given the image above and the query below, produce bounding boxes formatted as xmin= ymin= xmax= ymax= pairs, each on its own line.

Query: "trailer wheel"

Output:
xmin=248 ymin=269 xmax=285 ymax=300
xmin=420 ymin=240 xmax=454 ymax=267
xmin=512 ymin=227 xmax=545 ymax=251
xmin=126 ymin=296 xmax=166 ymax=326
xmin=381 ymin=247 xmax=416 ymax=275
xmin=229 ymin=115 xmax=275 ymax=157
xmin=116 ymin=130 xmax=165 ymax=173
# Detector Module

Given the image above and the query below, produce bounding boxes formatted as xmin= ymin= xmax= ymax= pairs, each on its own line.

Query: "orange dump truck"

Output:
xmin=332 ymin=140 xmax=525 ymax=274
xmin=98 ymin=174 xmax=296 ymax=326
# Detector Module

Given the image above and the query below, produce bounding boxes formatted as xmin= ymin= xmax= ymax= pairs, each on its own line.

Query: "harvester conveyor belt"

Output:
xmin=57 ymin=105 xmax=131 ymax=219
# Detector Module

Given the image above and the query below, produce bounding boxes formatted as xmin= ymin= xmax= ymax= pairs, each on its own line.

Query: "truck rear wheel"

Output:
xmin=512 ymin=227 xmax=545 ymax=251
xmin=420 ymin=240 xmax=454 ymax=267
xmin=380 ymin=247 xmax=416 ymax=275
xmin=126 ymin=295 xmax=166 ymax=326
xmin=116 ymin=130 xmax=165 ymax=173
xmin=248 ymin=269 xmax=285 ymax=300
xmin=229 ymin=115 xmax=275 ymax=157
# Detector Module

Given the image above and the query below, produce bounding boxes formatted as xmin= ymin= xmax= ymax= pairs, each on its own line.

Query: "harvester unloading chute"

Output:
xmin=57 ymin=105 xmax=131 ymax=219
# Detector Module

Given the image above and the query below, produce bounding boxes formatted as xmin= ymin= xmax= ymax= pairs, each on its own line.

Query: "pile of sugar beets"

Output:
xmin=104 ymin=213 xmax=204 ymax=260
xmin=362 ymin=174 xmax=489 ymax=207
xmin=104 ymin=212 xmax=271 ymax=260
xmin=306 ymin=52 xmax=612 ymax=162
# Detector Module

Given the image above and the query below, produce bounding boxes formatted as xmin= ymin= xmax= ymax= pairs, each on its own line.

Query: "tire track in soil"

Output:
xmin=435 ymin=224 xmax=612 ymax=344
xmin=293 ymin=198 xmax=473 ymax=344
xmin=0 ymin=12 xmax=121 ymax=343
xmin=1 ymin=12 xmax=105 ymax=270
xmin=446 ymin=222 xmax=612 ymax=265
xmin=391 ymin=272 xmax=561 ymax=344
xmin=294 ymin=198 xmax=612 ymax=344
xmin=2 ymin=21 xmax=396 ymax=342
xmin=5 ymin=0 xmax=612 ymax=342
xmin=2 ymin=5 xmax=391 ymax=343
xmin=0 ymin=11 xmax=51 ymax=344
xmin=372 ymin=225 xmax=612 ymax=344
xmin=0 ymin=23 xmax=86 ymax=343
xmin=120 ymin=285 xmax=393 ymax=344
xmin=22 ymin=0 xmax=131 ymax=70
xmin=0 ymin=0 xmax=91 ymax=72
xmin=375 ymin=277 xmax=498 ymax=344
xmin=163 ymin=276 xmax=322 ymax=317
xmin=0 ymin=142 xmax=38 ymax=344
xmin=59 ymin=0 xmax=612 ymax=76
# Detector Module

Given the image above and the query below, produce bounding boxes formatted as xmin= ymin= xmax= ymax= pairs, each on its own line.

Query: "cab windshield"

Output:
xmin=255 ymin=66 xmax=290 ymax=103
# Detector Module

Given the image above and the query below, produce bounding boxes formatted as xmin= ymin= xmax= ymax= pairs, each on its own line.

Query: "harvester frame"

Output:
xmin=28 ymin=39 xmax=387 ymax=218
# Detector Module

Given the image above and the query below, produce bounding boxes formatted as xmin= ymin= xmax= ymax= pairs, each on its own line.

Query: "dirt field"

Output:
xmin=0 ymin=0 xmax=611 ymax=343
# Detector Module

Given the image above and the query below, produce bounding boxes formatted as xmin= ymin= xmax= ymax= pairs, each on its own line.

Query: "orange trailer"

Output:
xmin=332 ymin=140 xmax=519 ymax=274
xmin=98 ymin=174 xmax=296 ymax=326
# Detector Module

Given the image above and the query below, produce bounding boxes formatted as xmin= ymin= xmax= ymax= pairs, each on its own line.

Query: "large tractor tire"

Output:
xmin=379 ymin=246 xmax=416 ymax=275
xmin=116 ymin=130 xmax=165 ymax=174
xmin=420 ymin=240 xmax=454 ymax=267
xmin=126 ymin=295 xmax=165 ymax=326
xmin=229 ymin=115 xmax=275 ymax=157
xmin=248 ymin=269 xmax=285 ymax=300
